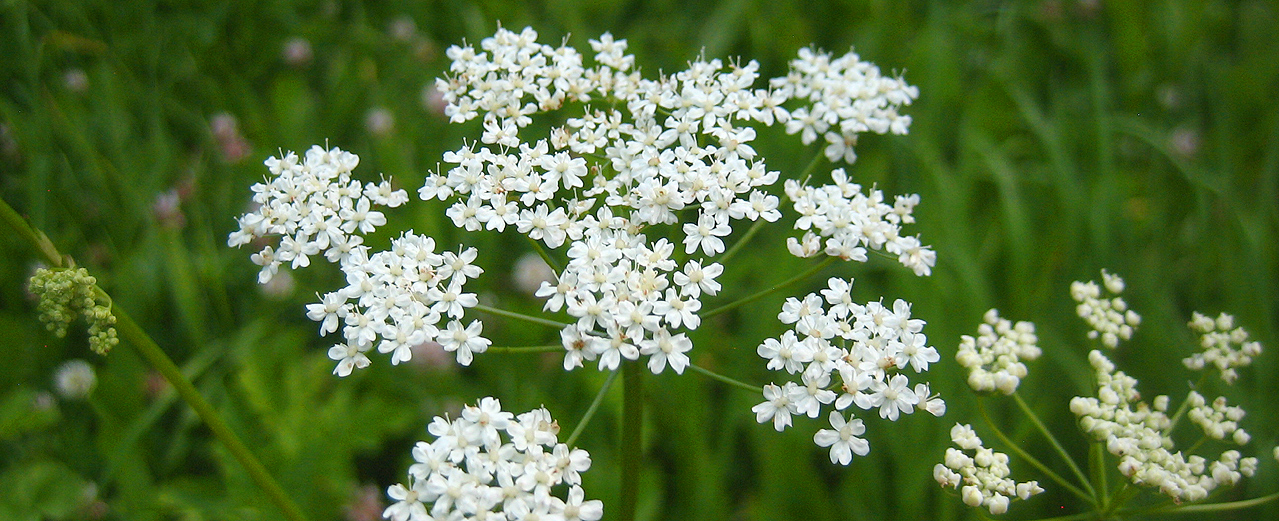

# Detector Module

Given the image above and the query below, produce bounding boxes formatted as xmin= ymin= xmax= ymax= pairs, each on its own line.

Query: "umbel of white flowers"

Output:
xmin=229 ymin=26 xmax=935 ymax=380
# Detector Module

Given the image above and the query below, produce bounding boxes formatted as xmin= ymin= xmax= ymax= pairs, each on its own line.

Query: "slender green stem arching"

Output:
xmin=1166 ymin=373 xmax=1210 ymax=432
xmin=703 ymin=256 xmax=838 ymax=319
xmin=473 ymin=303 xmax=572 ymax=329
xmin=565 ymin=369 xmax=619 ymax=447
xmin=976 ymin=399 xmax=1096 ymax=505
xmin=1 ymin=197 xmax=310 ymax=521
xmin=718 ymin=151 xmax=825 ymax=266
xmin=114 ymin=307 xmax=309 ymax=521
xmin=687 ymin=363 xmax=763 ymax=393
xmin=619 ymin=360 xmax=643 ymax=521
xmin=1012 ymin=392 xmax=1097 ymax=501
xmin=525 ymin=234 xmax=564 ymax=274
xmin=1119 ymin=490 xmax=1279 ymax=517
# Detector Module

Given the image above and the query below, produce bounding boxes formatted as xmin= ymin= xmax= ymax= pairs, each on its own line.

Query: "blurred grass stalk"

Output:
xmin=0 ymin=196 xmax=309 ymax=521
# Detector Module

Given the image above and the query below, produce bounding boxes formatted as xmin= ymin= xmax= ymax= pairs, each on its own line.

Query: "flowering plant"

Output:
xmin=227 ymin=25 xmax=944 ymax=519
xmin=937 ymin=270 xmax=1276 ymax=517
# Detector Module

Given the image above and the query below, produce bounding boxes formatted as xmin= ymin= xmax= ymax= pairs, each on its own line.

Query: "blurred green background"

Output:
xmin=2 ymin=0 xmax=1276 ymax=519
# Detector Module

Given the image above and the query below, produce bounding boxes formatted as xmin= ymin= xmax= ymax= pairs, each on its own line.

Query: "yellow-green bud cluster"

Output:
xmin=28 ymin=267 xmax=118 ymax=355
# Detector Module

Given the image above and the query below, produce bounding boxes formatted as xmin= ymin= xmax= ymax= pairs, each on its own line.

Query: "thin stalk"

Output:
xmin=719 ymin=151 xmax=825 ymax=266
xmin=115 ymin=307 xmax=308 ymax=521
xmin=485 ymin=344 xmax=563 ymax=354
xmin=0 ymin=198 xmax=64 ymax=267
xmin=703 ymin=256 xmax=837 ymax=319
xmin=687 ymin=363 xmax=762 ymax=393
xmin=1121 ymin=491 xmax=1279 ymax=517
xmin=1012 ymin=392 xmax=1096 ymax=500
xmin=1 ymin=197 xmax=308 ymax=521
xmin=1166 ymin=373 xmax=1209 ymax=432
xmin=473 ymin=303 xmax=570 ymax=329
xmin=619 ymin=360 xmax=643 ymax=521
xmin=525 ymin=235 xmax=563 ymax=274
xmin=1090 ymin=441 xmax=1109 ymax=511
xmin=565 ymin=369 xmax=619 ymax=447
xmin=976 ymin=399 xmax=1095 ymax=505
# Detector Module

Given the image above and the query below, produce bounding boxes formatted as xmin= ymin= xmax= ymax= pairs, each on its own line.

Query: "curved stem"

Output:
xmin=473 ymin=303 xmax=571 ymax=329
xmin=1167 ymin=373 xmax=1209 ymax=432
xmin=619 ymin=360 xmax=643 ymax=521
xmin=976 ymin=399 xmax=1095 ymax=505
xmin=116 ymin=307 xmax=309 ymax=521
xmin=1 ymin=198 xmax=309 ymax=521
xmin=525 ymin=235 xmax=563 ymax=274
xmin=1121 ymin=490 xmax=1279 ymax=516
xmin=0 ymin=198 xmax=64 ymax=267
xmin=1012 ymin=392 xmax=1096 ymax=500
xmin=702 ymin=256 xmax=838 ymax=319
xmin=687 ymin=363 xmax=763 ymax=393
xmin=565 ymin=369 xmax=618 ymax=447
xmin=719 ymin=151 xmax=826 ymax=267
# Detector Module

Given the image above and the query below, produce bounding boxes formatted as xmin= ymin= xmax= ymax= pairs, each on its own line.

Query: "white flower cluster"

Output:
xmin=1187 ymin=392 xmax=1252 ymax=445
xmin=1070 ymin=270 xmax=1140 ymax=348
xmin=383 ymin=397 xmax=602 ymax=521
xmin=1070 ymin=350 xmax=1257 ymax=502
xmin=934 ymin=423 xmax=1043 ymax=515
xmin=427 ymin=26 xmax=930 ymax=374
xmin=1183 ymin=312 xmax=1262 ymax=385
xmin=783 ymin=172 xmax=933 ymax=275
xmin=752 ymin=277 xmax=943 ymax=463
xmin=956 ymin=309 xmax=1041 ymax=394
xmin=771 ymin=47 xmax=919 ymax=163
xmin=309 ymin=232 xmax=490 ymax=375
xmin=228 ymin=145 xmax=408 ymax=284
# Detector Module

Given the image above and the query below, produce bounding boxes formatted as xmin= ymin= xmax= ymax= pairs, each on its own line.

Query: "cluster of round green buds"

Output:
xmin=28 ymin=267 xmax=118 ymax=355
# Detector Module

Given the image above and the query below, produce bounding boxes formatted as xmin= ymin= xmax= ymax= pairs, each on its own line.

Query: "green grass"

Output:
xmin=2 ymin=1 xmax=1276 ymax=520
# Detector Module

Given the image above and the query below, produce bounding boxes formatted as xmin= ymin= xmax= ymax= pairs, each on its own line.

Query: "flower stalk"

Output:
xmin=1 ymin=197 xmax=309 ymax=521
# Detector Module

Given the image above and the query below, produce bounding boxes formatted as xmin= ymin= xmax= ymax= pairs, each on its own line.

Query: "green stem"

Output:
xmin=717 ymin=213 xmax=769 ymax=266
xmin=619 ymin=360 xmax=643 ymax=521
xmin=0 ymin=197 xmax=308 ymax=521
xmin=687 ymin=363 xmax=763 ymax=393
xmin=0 ymin=198 xmax=64 ymax=267
xmin=976 ymin=399 xmax=1095 ymax=505
xmin=485 ymin=344 xmax=563 ymax=354
xmin=525 ymin=235 xmax=563 ymax=274
xmin=473 ymin=303 xmax=571 ymax=329
xmin=1167 ymin=373 xmax=1209 ymax=432
xmin=1090 ymin=441 xmax=1109 ymax=511
xmin=1122 ymin=491 xmax=1279 ymax=516
xmin=703 ymin=256 xmax=838 ymax=319
xmin=115 ymin=307 xmax=308 ymax=521
xmin=719 ymin=152 xmax=826 ymax=267
xmin=565 ymin=369 xmax=619 ymax=447
xmin=1013 ymin=392 xmax=1096 ymax=500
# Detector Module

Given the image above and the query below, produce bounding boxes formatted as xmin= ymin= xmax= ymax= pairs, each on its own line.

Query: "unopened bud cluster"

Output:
xmin=934 ymin=423 xmax=1043 ymax=515
xmin=28 ymin=267 xmax=118 ymax=355
xmin=1183 ymin=312 xmax=1261 ymax=384
xmin=1070 ymin=270 xmax=1140 ymax=348
xmin=1071 ymin=350 xmax=1257 ymax=502
xmin=382 ymin=397 xmax=602 ymax=521
xmin=956 ymin=309 xmax=1040 ymax=394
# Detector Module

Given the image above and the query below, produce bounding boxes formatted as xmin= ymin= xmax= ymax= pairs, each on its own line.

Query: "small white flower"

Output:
xmin=813 ymin=411 xmax=869 ymax=465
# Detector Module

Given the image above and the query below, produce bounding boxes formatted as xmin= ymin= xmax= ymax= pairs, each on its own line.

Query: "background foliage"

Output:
xmin=1 ymin=0 xmax=1276 ymax=519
